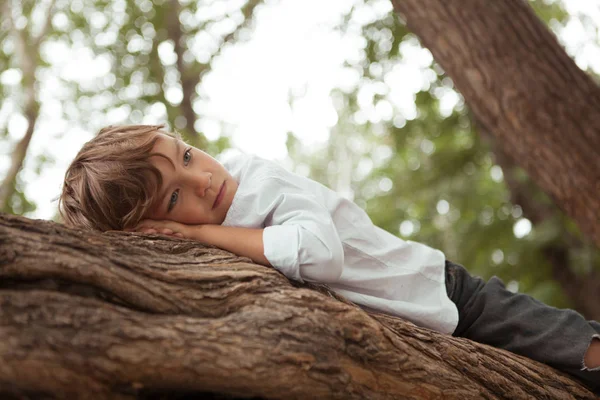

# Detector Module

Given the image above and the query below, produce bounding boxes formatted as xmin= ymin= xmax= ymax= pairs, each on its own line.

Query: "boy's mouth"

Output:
xmin=212 ymin=181 xmax=226 ymax=210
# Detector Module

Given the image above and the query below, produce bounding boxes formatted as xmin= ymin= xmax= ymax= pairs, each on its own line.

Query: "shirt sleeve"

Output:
xmin=223 ymin=156 xmax=344 ymax=284
xmin=261 ymin=184 xmax=344 ymax=283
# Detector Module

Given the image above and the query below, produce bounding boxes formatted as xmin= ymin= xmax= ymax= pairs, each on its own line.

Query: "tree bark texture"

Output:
xmin=0 ymin=213 xmax=596 ymax=399
xmin=392 ymin=0 xmax=600 ymax=247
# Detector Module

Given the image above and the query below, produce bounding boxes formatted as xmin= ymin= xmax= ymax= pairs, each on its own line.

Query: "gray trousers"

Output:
xmin=445 ymin=260 xmax=600 ymax=394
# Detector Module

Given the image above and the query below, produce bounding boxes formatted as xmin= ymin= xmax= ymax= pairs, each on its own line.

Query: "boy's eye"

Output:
xmin=168 ymin=189 xmax=179 ymax=211
xmin=183 ymin=148 xmax=192 ymax=165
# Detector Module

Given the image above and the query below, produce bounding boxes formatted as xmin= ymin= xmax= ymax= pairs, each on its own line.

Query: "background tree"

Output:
xmin=393 ymin=0 xmax=600 ymax=246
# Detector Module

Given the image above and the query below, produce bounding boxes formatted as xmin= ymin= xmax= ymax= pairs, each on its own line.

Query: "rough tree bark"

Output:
xmin=391 ymin=0 xmax=600 ymax=247
xmin=0 ymin=213 xmax=596 ymax=399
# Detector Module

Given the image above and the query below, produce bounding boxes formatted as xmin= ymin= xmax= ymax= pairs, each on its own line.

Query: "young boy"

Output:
xmin=59 ymin=124 xmax=600 ymax=393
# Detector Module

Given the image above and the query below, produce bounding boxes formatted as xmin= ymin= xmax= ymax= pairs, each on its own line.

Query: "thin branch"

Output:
xmin=210 ymin=0 xmax=263 ymax=63
xmin=166 ymin=0 xmax=203 ymax=145
xmin=0 ymin=0 xmax=41 ymax=212
xmin=33 ymin=0 xmax=57 ymax=48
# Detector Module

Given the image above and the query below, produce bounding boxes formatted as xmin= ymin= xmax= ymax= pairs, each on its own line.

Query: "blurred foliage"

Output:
xmin=287 ymin=0 xmax=600 ymax=310
xmin=51 ymin=0 xmax=253 ymax=149
xmin=1 ymin=0 xmax=260 ymax=214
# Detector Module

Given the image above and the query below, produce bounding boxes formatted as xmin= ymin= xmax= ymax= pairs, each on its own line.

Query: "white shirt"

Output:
xmin=222 ymin=154 xmax=459 ymax=334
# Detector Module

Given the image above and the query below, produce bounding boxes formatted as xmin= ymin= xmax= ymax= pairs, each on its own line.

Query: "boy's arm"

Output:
xmin=133 ymin=220 xmax=271 ymax=267
xmin=584 ymin=336 xmax=600 ymax=369
xmin=187 ymin=225 xmax=271 ymax=267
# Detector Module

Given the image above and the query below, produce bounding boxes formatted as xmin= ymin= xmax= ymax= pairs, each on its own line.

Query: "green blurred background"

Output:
xmin=1 ymin=0 xmax=599 ymax=317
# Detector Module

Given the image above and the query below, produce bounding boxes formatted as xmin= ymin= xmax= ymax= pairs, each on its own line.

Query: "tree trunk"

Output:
xmin=391 ymin=0 xmax=600 ymax=247
xmin=0 ymin=213 xmax=595 ymax=399
xmin=0 ymin=1 xmax=55 ymax=212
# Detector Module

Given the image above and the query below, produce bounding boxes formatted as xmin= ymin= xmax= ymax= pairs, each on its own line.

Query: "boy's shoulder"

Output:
xmin=220 ymin=151 xmax=289 ymax=183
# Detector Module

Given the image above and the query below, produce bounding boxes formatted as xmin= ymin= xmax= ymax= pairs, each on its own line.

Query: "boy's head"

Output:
xmin=59 ymin=124 xmax=237 ymax=231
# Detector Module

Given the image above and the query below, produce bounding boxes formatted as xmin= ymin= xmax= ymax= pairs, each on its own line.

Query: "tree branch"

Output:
xmin=33 ymin=0 xmax=57 ymax=49
xmin=212 ymin=0 xmax=263 ymax=59
xmin=0 ymin=213 xmax=595 ymax=398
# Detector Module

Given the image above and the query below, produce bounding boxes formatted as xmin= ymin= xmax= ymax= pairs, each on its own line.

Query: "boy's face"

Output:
xmin=145 ymin=133 xmax=238 ymax=225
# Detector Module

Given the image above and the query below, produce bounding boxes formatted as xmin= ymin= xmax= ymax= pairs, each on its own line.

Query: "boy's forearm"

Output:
xmin=584 ymin=336 xmax=600 ymax=369
xmin=186 ymin=225 xmax=271 ymax=267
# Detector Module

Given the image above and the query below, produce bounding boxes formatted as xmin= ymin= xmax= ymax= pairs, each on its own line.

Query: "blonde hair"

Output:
xmin=59 ymin=124 xmax=175 ymax=231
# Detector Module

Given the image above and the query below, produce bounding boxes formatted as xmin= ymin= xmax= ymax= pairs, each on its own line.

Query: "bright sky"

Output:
xmin=1 ymin=0 xmax=599 ymax=224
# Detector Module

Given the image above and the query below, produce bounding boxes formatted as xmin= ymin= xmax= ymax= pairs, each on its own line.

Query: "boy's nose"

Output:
xmin=193 ymin=172 xmax=212 ymax=197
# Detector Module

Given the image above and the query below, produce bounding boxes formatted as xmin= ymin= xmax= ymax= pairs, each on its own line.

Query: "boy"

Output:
xmin=59 ymin=124 xmax=600 ymax=393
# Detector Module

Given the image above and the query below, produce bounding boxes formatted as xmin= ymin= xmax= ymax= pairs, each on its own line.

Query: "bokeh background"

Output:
xmin=1 ymin=0 xmax=599 ymax=316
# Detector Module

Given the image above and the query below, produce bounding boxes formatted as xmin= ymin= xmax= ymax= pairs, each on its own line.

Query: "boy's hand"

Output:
xmin=132 ymin=219 xmax=189 ymax=238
